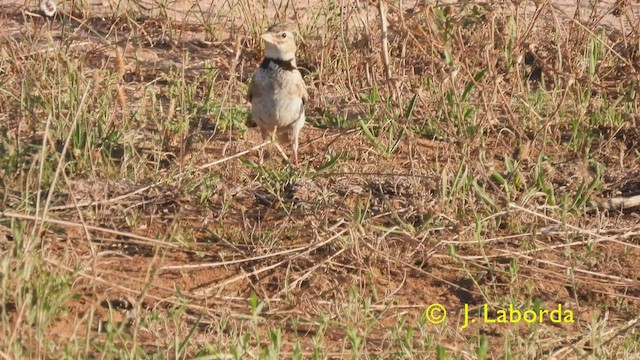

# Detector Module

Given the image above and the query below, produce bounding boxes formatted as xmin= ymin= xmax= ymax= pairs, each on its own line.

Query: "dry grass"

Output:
xmin=1 ymin=0 xmax=639 ymax=359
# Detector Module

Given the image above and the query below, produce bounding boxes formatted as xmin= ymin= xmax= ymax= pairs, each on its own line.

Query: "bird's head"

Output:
xmin=261 ymin=22 xmax=298 ymax=62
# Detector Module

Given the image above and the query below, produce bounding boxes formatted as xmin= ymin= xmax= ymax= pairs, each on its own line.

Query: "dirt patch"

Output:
xmin=1 ymin=0 xmax=639 ymax=358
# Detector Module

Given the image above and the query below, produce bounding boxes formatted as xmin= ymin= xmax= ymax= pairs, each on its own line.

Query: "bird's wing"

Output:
xmin=296 ymin=73 xmax=308 ymax=104
xmin=302 ymin=85 xmax=309 ymax=105
xmin=247 ymin=75 xmax=257 ymax=103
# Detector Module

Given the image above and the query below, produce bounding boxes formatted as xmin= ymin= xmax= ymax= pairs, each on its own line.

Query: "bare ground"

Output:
xmin=1 ymin=0 xmax=640 ymax=358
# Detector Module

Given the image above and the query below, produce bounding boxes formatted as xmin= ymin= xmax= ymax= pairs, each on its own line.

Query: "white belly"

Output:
xmin=252 ymin=94 xmax=304 ymax=129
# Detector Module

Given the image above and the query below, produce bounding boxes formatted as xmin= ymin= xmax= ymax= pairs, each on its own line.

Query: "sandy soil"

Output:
xmin=1 ymin=0 xmax=639 ymax=29
xmin=1 ymin=0 xmax=639 ymax=357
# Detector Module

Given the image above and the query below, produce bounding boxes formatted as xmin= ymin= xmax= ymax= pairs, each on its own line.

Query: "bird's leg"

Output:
xmin=292 ymin=136 xmax=299 ymax=167
xmin=258 ymin=128 xmax=272 ymax=165
xmin=291 ymin=118 xmax=303 ymax=167
xmin=270 ymin=126 xmax=291 ymax=165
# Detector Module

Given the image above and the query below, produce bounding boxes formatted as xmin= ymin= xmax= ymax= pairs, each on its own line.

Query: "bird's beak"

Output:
xmin=260 ymin=33 xmax=275 ymax=44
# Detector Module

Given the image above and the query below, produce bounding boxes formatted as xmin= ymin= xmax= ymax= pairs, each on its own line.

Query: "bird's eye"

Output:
xmin=281 ymin=33 xmax=287 ymax=38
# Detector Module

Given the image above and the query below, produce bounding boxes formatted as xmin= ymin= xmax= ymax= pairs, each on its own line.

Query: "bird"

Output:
xmin=247 ymin=22 xmax=308 ymax=166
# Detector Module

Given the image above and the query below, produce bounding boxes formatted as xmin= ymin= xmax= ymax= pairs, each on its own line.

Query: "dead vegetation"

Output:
xmin=0 ymin=0 xmax=639 ymax=358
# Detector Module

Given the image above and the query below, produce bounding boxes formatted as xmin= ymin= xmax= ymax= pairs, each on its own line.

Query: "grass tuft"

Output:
xmin=1 ymin=0 xmax=639 ymax=358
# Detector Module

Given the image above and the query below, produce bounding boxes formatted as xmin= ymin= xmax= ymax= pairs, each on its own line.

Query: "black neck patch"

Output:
xmin=260 ymin=57 xmax=296 ymax=71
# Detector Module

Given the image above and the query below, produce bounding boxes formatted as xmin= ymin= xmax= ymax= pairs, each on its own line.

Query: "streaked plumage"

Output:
xmin=247 ymin=22 xmax=308 ymax=165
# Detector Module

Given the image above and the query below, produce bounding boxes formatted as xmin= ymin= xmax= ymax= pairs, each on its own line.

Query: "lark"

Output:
xmin=247 ymin=22 xmax=308 ymax=165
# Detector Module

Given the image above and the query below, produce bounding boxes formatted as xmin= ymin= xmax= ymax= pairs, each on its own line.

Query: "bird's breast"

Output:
xmin=251 ymin=68 xmax=305 ymax=127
